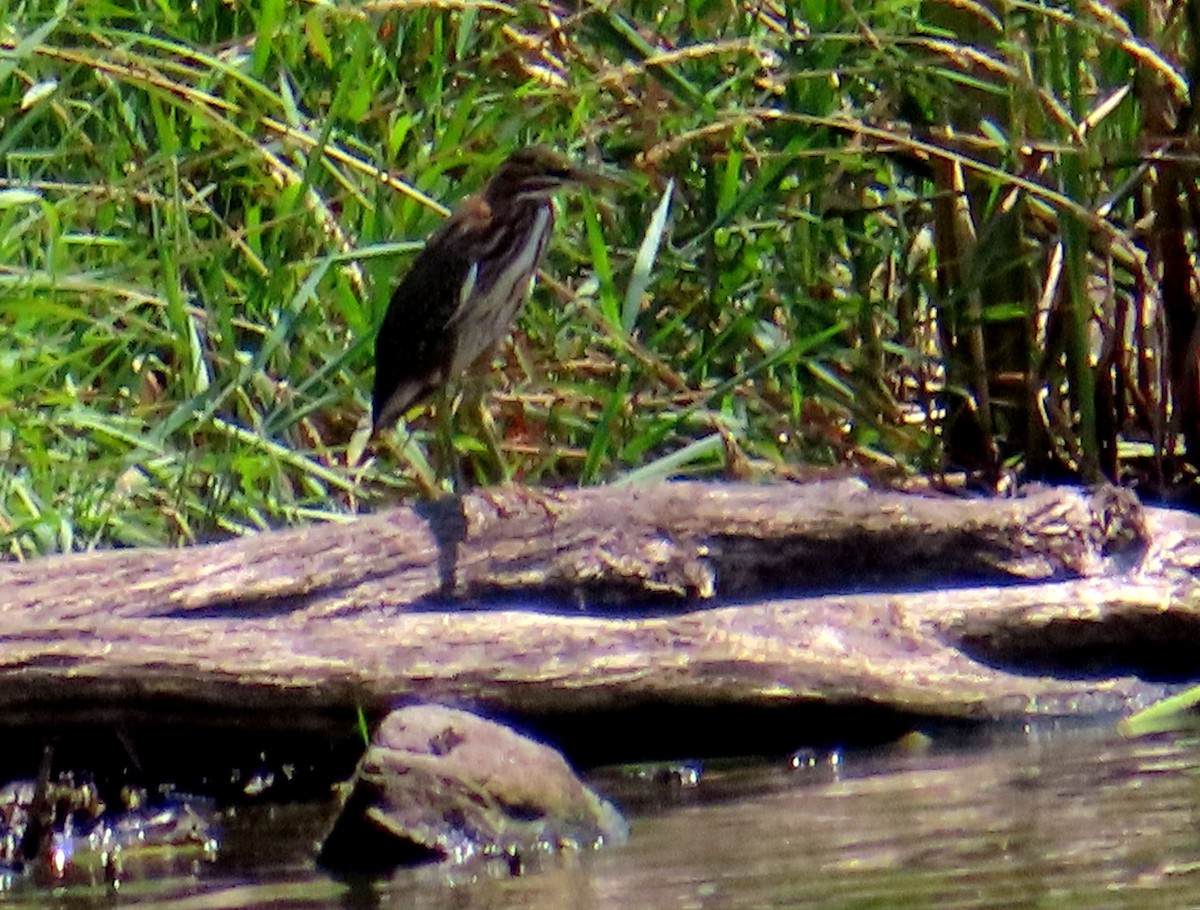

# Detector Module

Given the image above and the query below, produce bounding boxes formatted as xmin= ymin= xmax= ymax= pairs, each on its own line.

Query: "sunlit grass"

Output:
xmin=0 ymin=0 xmax=1183 ymax=556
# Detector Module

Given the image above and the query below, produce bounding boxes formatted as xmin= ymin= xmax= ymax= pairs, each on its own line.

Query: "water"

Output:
xmin=5 ymin=722 xmax=1200 ymax=909
xmin=584 ymin=725 xmax=1200 ymax=909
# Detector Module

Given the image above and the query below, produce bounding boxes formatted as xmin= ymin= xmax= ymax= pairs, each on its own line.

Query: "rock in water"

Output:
xmin=319 ymin=705 xmax=627 ymax=874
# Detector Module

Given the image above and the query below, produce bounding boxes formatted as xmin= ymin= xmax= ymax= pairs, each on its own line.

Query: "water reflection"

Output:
xmin=5 ymin=723 xmax=1200 ymax=909
xmin=582 ymin=724 xmax=1200 ymax=910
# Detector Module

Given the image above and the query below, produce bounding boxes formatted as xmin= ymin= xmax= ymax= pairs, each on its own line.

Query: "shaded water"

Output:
xmin=5 ymin=722 xmax=1200 ymax=909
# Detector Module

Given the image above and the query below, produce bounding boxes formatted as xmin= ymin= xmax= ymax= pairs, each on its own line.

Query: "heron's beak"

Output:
xmin=568 ymin=163 xmax=629 ymax=191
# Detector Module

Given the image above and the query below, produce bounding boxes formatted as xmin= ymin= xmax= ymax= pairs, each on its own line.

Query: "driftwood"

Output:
xmin=0 ymin=480 xmax=1196 ymax=758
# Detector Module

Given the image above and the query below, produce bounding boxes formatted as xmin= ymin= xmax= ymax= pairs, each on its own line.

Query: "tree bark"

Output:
xmin=0 ymin=480 xmax=1187 ymax=746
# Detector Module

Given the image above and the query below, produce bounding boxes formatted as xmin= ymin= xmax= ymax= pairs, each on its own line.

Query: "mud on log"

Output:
xmin=0 ymin=480 xmax=1195 ymax=754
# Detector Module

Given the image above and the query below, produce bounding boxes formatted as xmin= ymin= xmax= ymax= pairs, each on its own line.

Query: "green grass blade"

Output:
xmin=622 ymin=178 xmax=674 ymax=336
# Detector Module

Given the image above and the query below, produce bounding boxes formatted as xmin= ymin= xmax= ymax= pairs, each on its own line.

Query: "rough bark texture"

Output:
xmin=0 ymin=480 xmax=1192 ymax=752
xmin=0 ymin=480 xmax=1146 ymax=621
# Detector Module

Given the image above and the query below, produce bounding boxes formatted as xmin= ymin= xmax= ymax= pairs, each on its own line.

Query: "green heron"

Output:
xmin=371 ymin=147 xmax=610 ymax=434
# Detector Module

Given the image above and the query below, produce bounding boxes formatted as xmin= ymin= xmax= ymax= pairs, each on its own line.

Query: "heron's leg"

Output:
xmin=433 ymin=385 xmax=466 ymax=494
xmin=461 ymin=345 xmax=512 ymax=484
xmin=477 ymin=394 xmax=512 ymax=484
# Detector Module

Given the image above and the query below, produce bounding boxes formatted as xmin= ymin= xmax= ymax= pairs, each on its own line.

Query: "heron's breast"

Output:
xmin=450 ymin=204 xmax=553 ymax=372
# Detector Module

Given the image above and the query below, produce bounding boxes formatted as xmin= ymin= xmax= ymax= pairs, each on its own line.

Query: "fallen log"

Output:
xmin=0 ymin=479 xmax=1146 ymax=621
xmin=0 ymin=480 xmax=1191 ymax=758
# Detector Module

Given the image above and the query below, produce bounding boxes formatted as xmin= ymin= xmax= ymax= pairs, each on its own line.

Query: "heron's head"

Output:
xmin=484 ymin=147 xmax=618 ymax=205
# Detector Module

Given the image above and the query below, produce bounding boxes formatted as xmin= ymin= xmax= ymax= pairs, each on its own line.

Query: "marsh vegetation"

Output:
xmin=1 ymin=0 xmax=1195 ymax=550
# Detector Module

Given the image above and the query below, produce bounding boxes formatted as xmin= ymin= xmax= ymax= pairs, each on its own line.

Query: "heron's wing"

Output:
xmin=371 ymin=197 xmax=492 ymax=432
